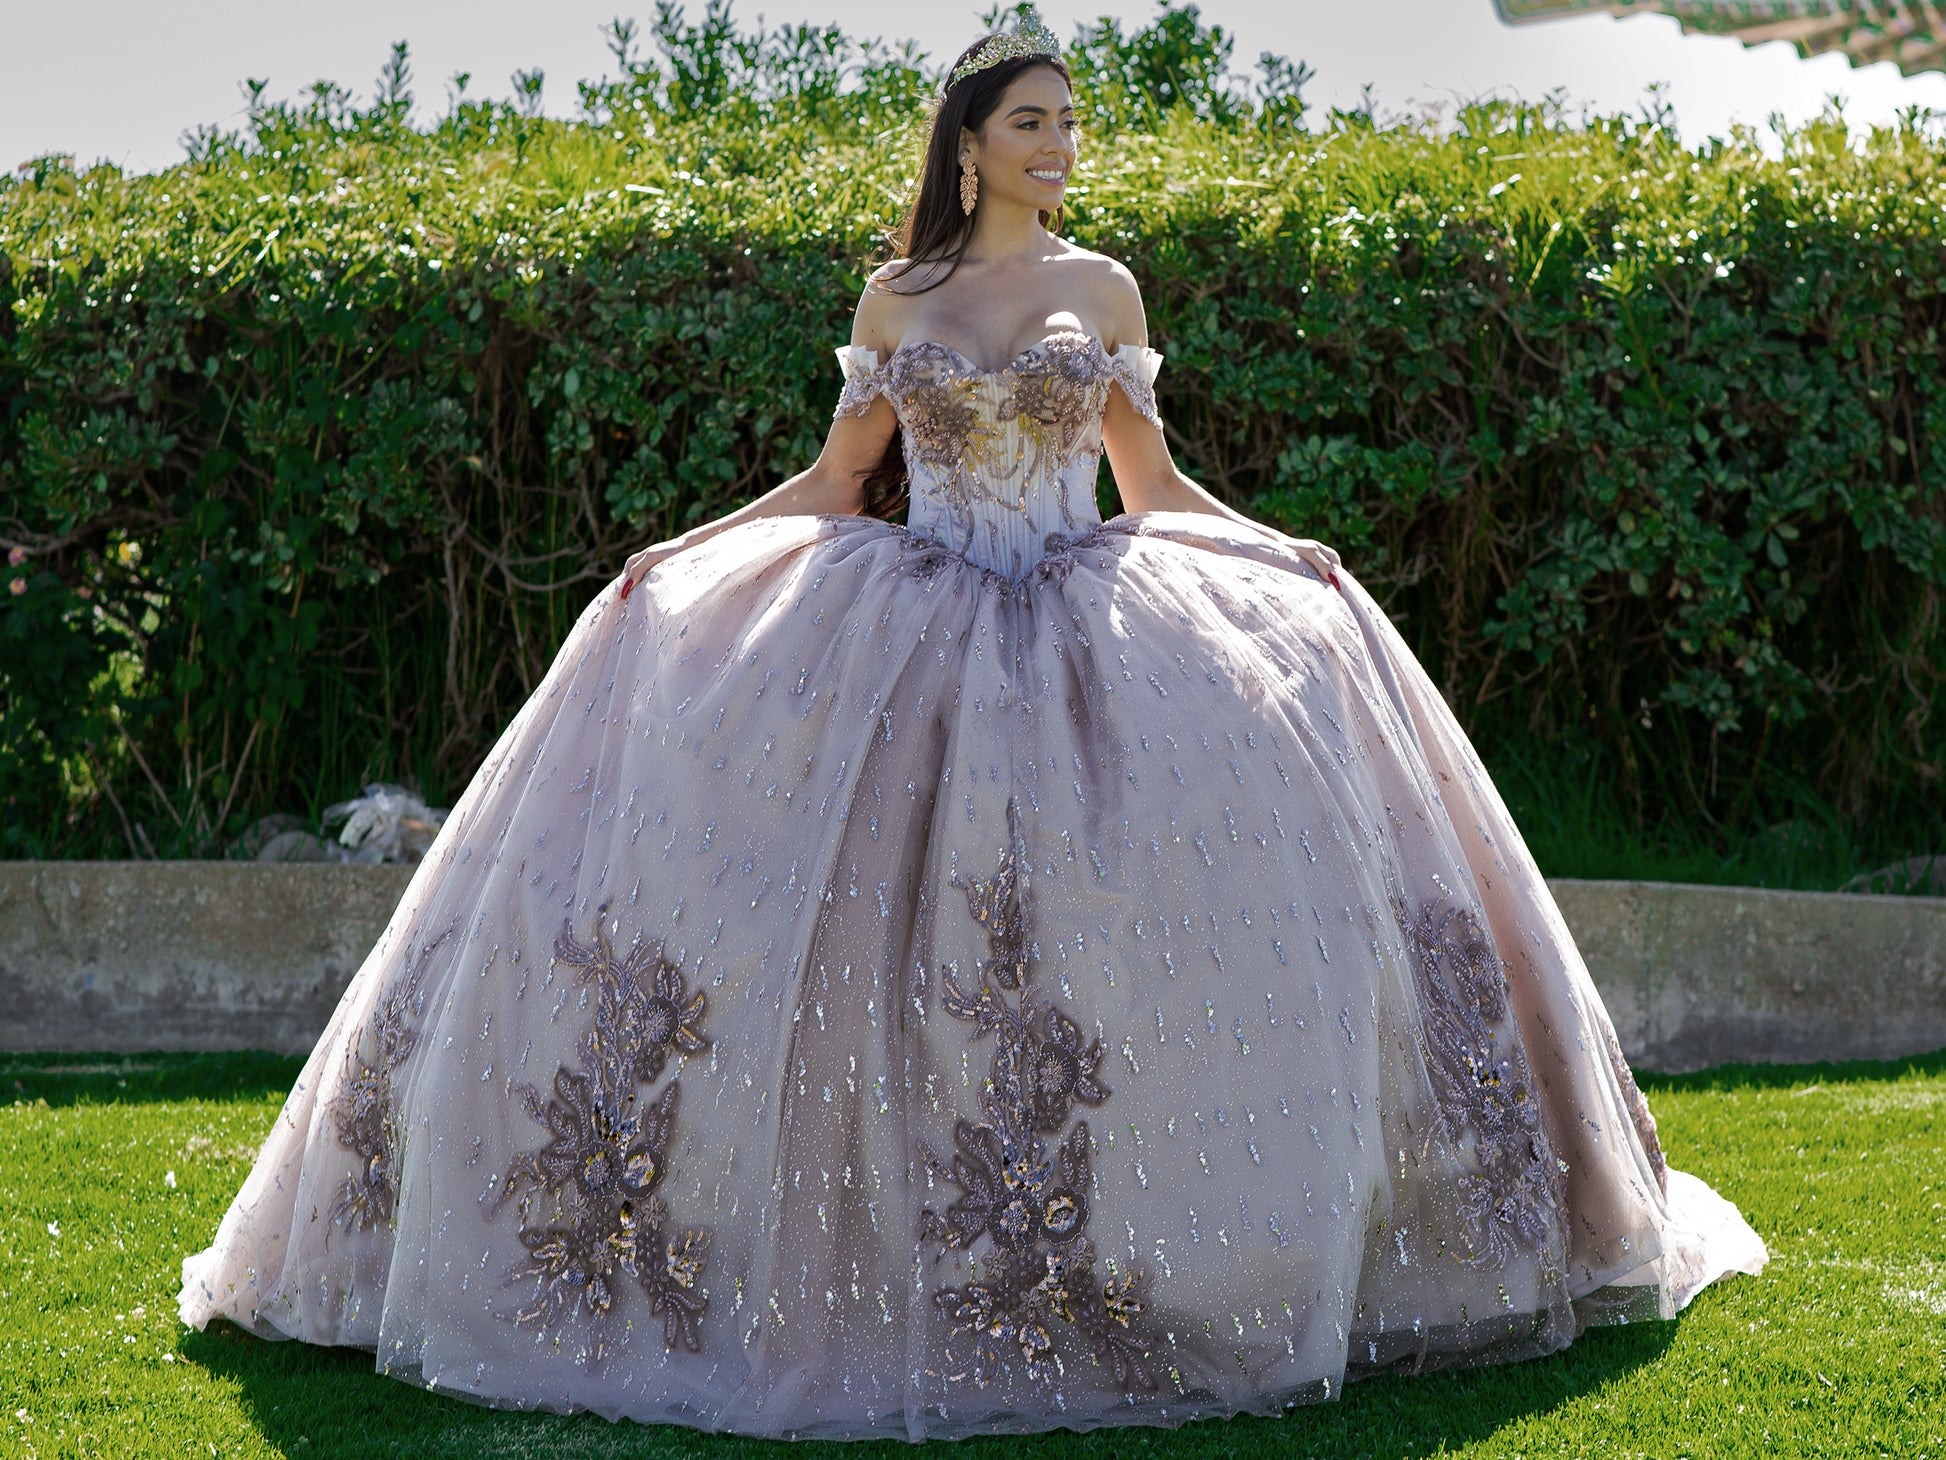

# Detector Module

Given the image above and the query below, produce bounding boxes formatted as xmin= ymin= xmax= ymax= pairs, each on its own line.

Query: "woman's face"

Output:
xmin=962 ymin=65 xmax=1078 ymax=217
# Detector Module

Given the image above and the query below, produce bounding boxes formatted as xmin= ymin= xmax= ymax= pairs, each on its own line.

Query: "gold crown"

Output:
xmin=947 ymin=7 xmax=1062 ymax=90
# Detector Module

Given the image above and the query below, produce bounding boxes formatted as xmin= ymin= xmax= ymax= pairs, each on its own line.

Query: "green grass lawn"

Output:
xmin=1 ymin=1050 xmax=1940 ymax=1460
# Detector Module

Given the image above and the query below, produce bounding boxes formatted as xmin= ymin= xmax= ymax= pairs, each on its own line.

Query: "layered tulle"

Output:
xmin=182 ymin=510 xmax=1765 ymax=1440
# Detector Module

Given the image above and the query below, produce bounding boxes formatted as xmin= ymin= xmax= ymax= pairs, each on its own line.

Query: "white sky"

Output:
xmin=6 ymin=0 xmax=1945 ymax=176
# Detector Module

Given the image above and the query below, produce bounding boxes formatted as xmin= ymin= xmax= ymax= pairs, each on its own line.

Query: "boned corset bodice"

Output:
xmin=834 ymin=327 xmax=1164 ymax=579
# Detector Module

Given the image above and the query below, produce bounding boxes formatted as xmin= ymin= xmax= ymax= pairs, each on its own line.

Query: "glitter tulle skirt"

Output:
xmin=180 ymin=511 xmax=1766 ymax=1440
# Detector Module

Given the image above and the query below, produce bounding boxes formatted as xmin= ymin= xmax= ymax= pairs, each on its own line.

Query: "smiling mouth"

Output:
xmin=1027 ymin=169 xmax=1067 ymax=184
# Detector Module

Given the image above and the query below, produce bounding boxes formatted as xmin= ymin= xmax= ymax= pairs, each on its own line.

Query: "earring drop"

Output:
xmin=960 ymin=158 xmax=978 ymax=215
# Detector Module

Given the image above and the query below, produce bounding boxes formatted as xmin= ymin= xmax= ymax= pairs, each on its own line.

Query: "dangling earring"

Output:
xmin=959 ymin=157 xmax=978 ymax=216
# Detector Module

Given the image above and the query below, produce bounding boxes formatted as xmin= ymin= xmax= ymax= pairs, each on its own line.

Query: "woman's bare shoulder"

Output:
xmin=854 ymin=256 xmax=967 ymax=352
xmin=1053 ymin=240 xmax=1134 ymax=279
xmin=1054 ymin=244 xmax=1147 ymax=345
xmin=848 ymin=261 xmax=913 ymax=353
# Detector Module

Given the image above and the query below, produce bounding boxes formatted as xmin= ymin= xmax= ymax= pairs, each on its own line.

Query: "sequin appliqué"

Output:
xmin=1601 ymin=1019 xmax=1669 ymax=1193
xmin=1399 ymin=898 xmax=1567 ymax=1272
xmin=492 ymin=910 xmax=713 ymax=1362
xmin=920 ymin=800 xmax=1158 ymax=1391
xmin=327 ymin=926 xmax=453 ymax=1234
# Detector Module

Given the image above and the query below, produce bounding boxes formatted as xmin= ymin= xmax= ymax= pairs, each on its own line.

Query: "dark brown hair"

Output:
xmin=855 ymin=43 xmax=1074 ymax=520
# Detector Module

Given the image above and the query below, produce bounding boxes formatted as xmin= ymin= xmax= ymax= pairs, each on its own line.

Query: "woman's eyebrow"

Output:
xmin=1004 ymin=102 xmax=1076 ymax=119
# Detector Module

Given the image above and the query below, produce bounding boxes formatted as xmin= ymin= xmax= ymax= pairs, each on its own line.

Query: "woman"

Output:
xmin=181 ymin=9 xmax=1766 ymax=1440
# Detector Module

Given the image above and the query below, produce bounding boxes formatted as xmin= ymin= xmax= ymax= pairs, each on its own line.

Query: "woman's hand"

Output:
xmin=1263 ymin=530 xmax=1343 ymax=590
xmin=618 ymin=536 xmax=689 ymax=599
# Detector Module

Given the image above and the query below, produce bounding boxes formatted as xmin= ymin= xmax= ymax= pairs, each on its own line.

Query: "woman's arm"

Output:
xmin=1097 ymin=266 xmax=1341 ymax=583
xmin=621 ymin=285 xmax=901 ymax=594
xmin=620 ymin=412 xmax=892 ymax=592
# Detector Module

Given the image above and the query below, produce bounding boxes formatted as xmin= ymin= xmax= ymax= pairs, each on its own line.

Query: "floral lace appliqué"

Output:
xmin=492 ymin=909 xmax=712 ymax=1362
xmin=328 ymin=926 xmax=453 ymax=1234
xmin=1399 ymin=898 xmax=1567 ymax=1273
xmin=920 ymin=800 xmax=1158 ymax=1391
xmin=1601 ymin=1020 xmax=1669 ymax=1194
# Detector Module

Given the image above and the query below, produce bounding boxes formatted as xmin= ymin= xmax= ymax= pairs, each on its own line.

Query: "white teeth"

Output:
xmin=1029 ymin=170 xmax=1065 ymax=181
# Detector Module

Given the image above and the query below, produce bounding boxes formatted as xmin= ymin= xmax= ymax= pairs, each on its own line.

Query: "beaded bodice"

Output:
xmin=834 ymin=328 xmax=1164 ymax=579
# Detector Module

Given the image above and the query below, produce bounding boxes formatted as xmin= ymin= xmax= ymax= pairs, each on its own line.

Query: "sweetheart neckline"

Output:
xmin=882 ymin=327 xmax=1116 ymax=377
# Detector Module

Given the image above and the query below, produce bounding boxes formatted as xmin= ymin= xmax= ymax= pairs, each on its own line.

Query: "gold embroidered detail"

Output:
xmin=1399 ymin=898 xmax=1567 ymax=1272
xmin=492 ymin=909 xmax=712 ymax=1362
xmin=999 ymin=338 xmax=1093 ymax=474
xmin=328 ymin=926 xmax=453 ymax=1234
xmin=920 ymin=800 xmax=1158 ymax=1391
xmin=834 ymin=329 xmax=1159 ymax=485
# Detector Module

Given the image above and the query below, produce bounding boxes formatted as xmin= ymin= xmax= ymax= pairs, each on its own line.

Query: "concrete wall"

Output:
xmin=0 ymin=862 xmax=414 ymax=1059
xmin=1549 ymin=879 xmax=1946 ymax=1071
xmin=1 ymin=863 xmax=1942 ymax=1071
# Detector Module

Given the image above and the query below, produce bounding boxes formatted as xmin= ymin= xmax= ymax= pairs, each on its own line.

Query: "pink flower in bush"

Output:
xmin=6 ymin=547 xmax=24 ymax=567
xmin=8 ymin=577 xmax=25 ymax=596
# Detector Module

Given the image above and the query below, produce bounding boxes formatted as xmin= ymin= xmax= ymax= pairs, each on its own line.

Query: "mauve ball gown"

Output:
xmin=180 ymin=326 xmax=1767 ymax=1440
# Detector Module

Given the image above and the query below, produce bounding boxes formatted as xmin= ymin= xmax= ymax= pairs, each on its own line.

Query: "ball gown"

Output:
xmin=180 ymin=326 xmax=1767 ymax=1440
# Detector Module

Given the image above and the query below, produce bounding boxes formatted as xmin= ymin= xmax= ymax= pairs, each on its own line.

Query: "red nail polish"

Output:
xmin=620 ymin=577 xmax=632 ymax=600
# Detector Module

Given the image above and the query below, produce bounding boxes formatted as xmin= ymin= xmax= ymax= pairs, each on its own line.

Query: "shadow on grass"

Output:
xmin=10 ymin=1043 xmax=1938 ymax=1112
xmin=179 ymin=1313 xmax=1677 ymax=1459
xmin=1636 ymin=1044 xmax=1946 ymax=1096
xmin=1 ymin=1050 xmax=303 ymax=1108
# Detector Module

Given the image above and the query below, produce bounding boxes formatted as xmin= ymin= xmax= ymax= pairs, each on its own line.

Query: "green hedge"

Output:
xmin=2 ymin=4 xmax=1942 ymax=874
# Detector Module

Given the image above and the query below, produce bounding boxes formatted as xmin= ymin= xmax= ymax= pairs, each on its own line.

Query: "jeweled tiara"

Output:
xmin=946 ymin=6 xmax=1062 ymax=90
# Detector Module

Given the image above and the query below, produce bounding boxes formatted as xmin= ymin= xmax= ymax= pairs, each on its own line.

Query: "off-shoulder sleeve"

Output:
xmin=833 ymin=344 xmax=888 ymax=419
xmin=1106 ymin=344 xmax=1164 ymax=428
